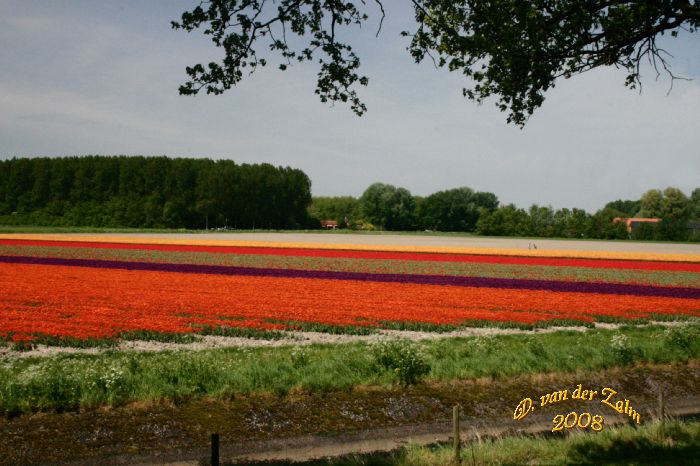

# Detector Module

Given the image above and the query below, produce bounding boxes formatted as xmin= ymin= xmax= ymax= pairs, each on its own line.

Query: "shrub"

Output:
xmin=663 ymin=323 xmax=700 ymax=353
xmin=610 ymin=333 xmax=635 ymax=363
xmin=371 ymin=339 xmax=430 ymax=385
xmin=289 ymin=346 xmax=310 ymax=368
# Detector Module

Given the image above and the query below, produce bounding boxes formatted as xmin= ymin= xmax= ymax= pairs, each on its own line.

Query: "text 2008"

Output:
xmin=551 ymin=412 xmax=604 ymax=432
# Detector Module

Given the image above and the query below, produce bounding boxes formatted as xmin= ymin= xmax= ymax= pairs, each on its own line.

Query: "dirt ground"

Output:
xmin=1 ymin=362 xmax=698 ymax=465
xmin=70 ymin=231 xmax=700 ymax=254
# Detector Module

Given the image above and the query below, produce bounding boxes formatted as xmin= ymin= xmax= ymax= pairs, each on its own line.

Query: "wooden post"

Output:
xmin=453 ymin=404 xmax=461 ymax=465
xmin=658 ymin=389 xmax=666 ymax=439
xmin=211 ymin=433 xmax=219 ymax=466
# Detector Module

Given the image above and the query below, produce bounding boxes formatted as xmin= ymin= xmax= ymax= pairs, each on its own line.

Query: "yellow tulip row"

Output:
xmin=1 ymin=233 xmax=699 ymax=263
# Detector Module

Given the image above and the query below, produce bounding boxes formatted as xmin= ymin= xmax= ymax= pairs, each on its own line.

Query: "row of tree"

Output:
xmin=2 ymin=156 xmax=698 ymax=241
xmin=310 ymin=184 xmax=700 ymax=241
xmin=0 ymin=156 xmax=312 ymax=229
xmin=309 ymin=184 xmax=499 ymax=232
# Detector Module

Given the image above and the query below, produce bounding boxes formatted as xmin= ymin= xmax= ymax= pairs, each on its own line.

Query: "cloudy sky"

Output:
xmin=1 ymin=1 xmax=698 ymax=212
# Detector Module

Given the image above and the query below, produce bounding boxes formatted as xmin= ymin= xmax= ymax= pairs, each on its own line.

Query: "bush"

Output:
xmin=371 ymin=339 xmax=430 ymax=385
xmin=610 ymin=332 xmax=635 ymax=364
xmin=289 ymin=346 xmax=310 ymax=368
xmin=663 ymin=323 xmax=700 ymax=353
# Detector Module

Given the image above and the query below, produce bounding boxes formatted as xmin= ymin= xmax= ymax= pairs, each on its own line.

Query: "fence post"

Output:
xmin=211 ymin=433 xmax=219 ymax=466
xmin=658 ymin=390 xmax=665 ymax=438
xmin=453 ymin=404 xmax=461 ymax=465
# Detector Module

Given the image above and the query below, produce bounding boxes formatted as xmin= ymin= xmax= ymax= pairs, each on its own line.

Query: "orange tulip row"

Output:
xmin=1 ymin=263 xmax=698 ymax=342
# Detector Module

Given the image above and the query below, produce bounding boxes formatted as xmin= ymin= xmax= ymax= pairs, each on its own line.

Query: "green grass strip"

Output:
xmin=326 ymin=419 xmax=700 ymax=466
xmin=0 ymin=323 xmax=698 ymax=415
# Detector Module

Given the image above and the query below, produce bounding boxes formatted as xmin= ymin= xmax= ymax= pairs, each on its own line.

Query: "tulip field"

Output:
xmin=1 ymin=234 xmax=699 ymax=345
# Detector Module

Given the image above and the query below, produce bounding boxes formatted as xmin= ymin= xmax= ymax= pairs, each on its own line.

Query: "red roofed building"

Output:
xmin=613 ymin=217 xmax=661 ymax=234
xmin=320 ymin=220 xmax=339 ymax=230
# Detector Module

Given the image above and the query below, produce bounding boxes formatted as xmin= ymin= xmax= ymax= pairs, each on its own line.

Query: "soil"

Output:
xmin=2 ymin=361 xmax=699 ymax=465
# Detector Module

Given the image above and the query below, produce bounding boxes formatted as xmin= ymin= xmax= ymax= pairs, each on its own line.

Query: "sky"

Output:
xmin=1 ymin=1 xmax=698 ymax=212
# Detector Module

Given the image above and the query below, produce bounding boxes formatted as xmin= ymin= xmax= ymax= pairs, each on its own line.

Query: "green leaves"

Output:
xmin=371 ymin=339 xmax=431 ymax=385
xmin=407 ymin=0 xmax=699 ymax=125
xmin=173 ymin=0 xmax=374 ymax=114
xmin=174 ymin=1 xmax=699 ymax=125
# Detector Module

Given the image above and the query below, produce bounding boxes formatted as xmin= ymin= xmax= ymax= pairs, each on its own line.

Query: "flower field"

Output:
xmin=1 ymin=235 xmax=699 ymax=344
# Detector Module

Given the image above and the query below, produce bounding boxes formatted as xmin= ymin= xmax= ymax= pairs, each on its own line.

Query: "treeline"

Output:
xmin=0 ymin=156 xmax=312 ymax=229
xmin=2 ymin=157 xmax=698 ymax=241
xmin=310 ymin=184 xmax=700 ymax=241
xmin=309 ymin=184 xmax=499 ymax=232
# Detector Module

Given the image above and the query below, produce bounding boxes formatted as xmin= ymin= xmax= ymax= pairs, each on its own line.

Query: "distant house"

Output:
xmin=613 ymin=217 xmax=661 ymax=234
xmin=320 ymin=220 xmax=339 ymax=230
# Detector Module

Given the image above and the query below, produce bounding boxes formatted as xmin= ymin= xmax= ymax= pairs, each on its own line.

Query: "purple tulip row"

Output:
xmin=3 ymin=254 xmax=699 ymax=300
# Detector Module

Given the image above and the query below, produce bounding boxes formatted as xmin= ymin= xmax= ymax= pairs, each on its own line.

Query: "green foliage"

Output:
xmin=639 ymin=189 xmax=666 ymax=218
xmin=308 ymin=196 xmax=360 ymax=228
xmin=370 ymin=339 xmax=431 ymax=385
xmin=3 ymin=157 xmax=697 ymax=242
xmin=333 ymin=420 xmax=700 ymax=466
xmin=604 ymin=199 xmax=641 ymax=217
xmin=0 ymin=323 xmax=698 ymax=413
xmin=691 ymin=188 xmax=700 ymax=220
xmin=663 ymin=323 xmax=700 ymax=354
xmin=588 ymin=207 xmax=629 ymax=240
xmin=0 ymin=156 xmax=313 ymax=230
xmin=406 ymin=1 xmax=700 ymax=125
xmin=118 ymin=330 xmax=201 ymax=344
xmin=609 ymin=332 xmax=636 ymax=364
xmin=172 ymin=0 xmax=373 ymax=115
xmin=475 ymin=204 xmax=530 ymax=236
xmin=359 ymin=183 xmax=417 ymax=231
xmin=630 ymin=222 xmax=661 ymax=241
xmin=417 ymin=187 xmax=498 ymax=232
xmin=173 ymin=1 xmax=700 ymax=125
xmin=197 ymin=325 xmax=289 ymax=340
xmin=524 ymin=205 xmax=593 ymax=238
xmin=638 ymin=187 xmax=693 ymax=240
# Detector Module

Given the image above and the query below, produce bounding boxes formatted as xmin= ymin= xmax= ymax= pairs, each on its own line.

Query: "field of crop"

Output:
xmin=1 ymin=233 xmax=699 ymax=464
xmin=1 ymin=234 xmax=699 ymax=346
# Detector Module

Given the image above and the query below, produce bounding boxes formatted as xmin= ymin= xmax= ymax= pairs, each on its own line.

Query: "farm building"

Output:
xmin=613 ymin=217 xmax=661 ymax=234
xmin=320 ymin=220 xmax=339 ymax=230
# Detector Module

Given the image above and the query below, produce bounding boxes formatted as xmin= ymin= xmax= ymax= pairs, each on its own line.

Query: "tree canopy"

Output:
xmin=359 ymin=182 xmax=417 ymax=230
xmin=418 ymin=187 xmax=497 ymax=231
xmin=0 ymin=156 xmax=312 ymax=229
xmin=173 ymin=1 xmax=699 ymax=125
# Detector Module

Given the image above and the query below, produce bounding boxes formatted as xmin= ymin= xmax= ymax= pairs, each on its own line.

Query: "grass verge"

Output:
xmin=0 ymin=323 xmax=698 ymax=415
xmin=314 ymin=419 xmax=700 ymax=466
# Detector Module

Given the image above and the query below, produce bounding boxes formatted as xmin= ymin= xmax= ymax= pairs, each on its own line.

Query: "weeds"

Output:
xmin=324 ymin=420 xmax=700 ymax=465
xmin=371 ymin=339 xmax=430 ymax=385
xmin=0 ymin=324 xmax=698 ymax=414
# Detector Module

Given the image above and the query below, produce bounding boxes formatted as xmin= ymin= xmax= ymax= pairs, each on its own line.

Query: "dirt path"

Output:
xmin=3 ymin=362 xmax=698 ymax=465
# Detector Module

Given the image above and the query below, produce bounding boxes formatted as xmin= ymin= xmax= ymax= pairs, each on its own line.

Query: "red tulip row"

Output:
xmin=1 ymin=262 xmax=698 ymax=342
xmin=0 ymin=239 xmax=698 ymax=343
